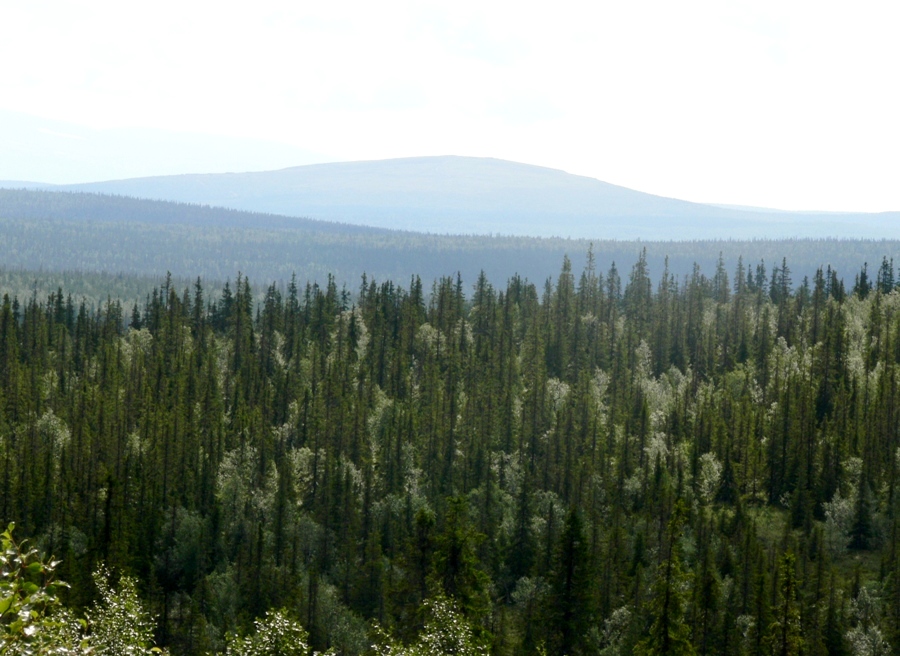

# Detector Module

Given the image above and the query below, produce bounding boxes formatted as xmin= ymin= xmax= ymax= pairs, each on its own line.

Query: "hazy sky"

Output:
xmin=3 ymin=0 xmax=899 ymax=211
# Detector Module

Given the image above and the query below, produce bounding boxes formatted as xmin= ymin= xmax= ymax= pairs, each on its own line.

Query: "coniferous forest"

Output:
xmin=4 ymin=250 xmax=900 ymax=654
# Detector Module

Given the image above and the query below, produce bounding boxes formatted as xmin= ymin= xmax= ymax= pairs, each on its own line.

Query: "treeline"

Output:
xmin=3 ymin=188 xmax=900 ymax=290
xmin=0 ymin=267 xmax=214 ymax=312
xmin=2 ymin=251 xmax=900 ymax=654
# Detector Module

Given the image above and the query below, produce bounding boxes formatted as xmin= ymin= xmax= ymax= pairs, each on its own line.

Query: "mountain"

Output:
xmin=4 ymin=155 xmax=898 ymax=240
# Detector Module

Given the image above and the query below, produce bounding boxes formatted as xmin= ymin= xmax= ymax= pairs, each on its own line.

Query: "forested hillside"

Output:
xmin=3 ymin=252 xmax=900 ymax=654
xmin=3 ymin=189 xmax=900 ymax=297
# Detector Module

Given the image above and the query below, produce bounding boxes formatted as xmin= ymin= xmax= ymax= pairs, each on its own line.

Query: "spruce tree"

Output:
xmin=635 ymin=500 xmax=696 ymax=656
xmin=764 ymin=552 xmax=804 ymax=656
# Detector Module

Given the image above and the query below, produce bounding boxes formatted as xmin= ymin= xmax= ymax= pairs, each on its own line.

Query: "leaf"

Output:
xmin=0 ymin=594 xmax=13 ymax=615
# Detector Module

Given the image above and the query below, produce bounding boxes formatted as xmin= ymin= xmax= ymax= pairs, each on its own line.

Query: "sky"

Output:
xmin=2 ymin=0 xmax=899 ymax=212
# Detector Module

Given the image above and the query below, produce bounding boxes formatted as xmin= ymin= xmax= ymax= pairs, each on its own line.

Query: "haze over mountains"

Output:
xmin=5 ymin=155 xmax=898 ymax=241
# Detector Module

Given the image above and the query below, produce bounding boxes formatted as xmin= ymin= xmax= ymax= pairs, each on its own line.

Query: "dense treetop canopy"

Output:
xmin=2 ymin=252 xmax=900 ymax=654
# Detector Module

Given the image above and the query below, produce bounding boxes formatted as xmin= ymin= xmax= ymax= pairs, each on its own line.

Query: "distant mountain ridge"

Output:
xmin=4 ymin=156 xmax=899 ymax=240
